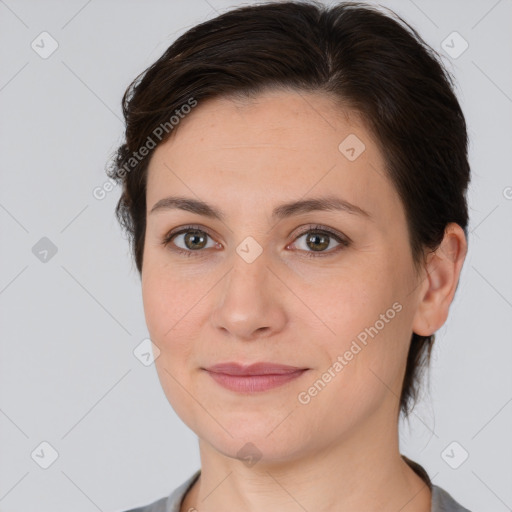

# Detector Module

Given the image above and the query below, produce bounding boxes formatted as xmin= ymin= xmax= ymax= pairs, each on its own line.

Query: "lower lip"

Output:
xmin=205 ymin=370 xmax=307 ymax=392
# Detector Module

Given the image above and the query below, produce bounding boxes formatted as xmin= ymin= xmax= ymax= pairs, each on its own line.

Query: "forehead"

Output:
xmin=146 ymin=90 xmax=400 ymax=225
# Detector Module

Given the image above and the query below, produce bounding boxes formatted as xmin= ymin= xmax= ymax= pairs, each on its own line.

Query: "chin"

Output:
xmin=210 ymin=436 xmax=305 ymax=468
xmin=194 ymin=416 xmax=318 ymax=468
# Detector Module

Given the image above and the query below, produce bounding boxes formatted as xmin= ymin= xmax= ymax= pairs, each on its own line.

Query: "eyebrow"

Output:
xmin=149 ymin=194 xmax=372 ymax=222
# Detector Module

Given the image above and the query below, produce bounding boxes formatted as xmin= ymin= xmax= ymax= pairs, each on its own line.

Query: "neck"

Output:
xmin=181 ymin=404 xmax=431 ymax=512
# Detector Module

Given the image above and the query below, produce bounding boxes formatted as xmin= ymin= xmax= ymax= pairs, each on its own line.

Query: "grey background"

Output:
xmin=0 ymin=0 xmax=511 ymax=511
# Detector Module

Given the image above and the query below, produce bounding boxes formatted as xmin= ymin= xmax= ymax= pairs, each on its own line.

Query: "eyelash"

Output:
xmin=161 ymin=224 xmax=351 ymax=259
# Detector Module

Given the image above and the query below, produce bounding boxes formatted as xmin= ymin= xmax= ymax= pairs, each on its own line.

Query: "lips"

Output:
xmin=203 ymin=362 xmax=308 ymax=392
xmin=205 ymin=362 xmax=306 ymax=376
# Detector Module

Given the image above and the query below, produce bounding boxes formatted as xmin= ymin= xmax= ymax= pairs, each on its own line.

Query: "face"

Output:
xmin=141 ymin=90 xmax=426 ymax=464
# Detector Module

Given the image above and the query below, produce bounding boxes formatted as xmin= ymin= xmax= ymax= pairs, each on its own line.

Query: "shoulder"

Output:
xmin=402 ymin=456 xmax=473 ymax=512
xmin=119 ymin=470 xmax=475 ymax=512
xmin=120 ymin=469 xmax=201 ymax=512
xmin=431 ymin=484 xmax=473 ymax=512
xmin=122 ymin=495 xmax=167 ymax=512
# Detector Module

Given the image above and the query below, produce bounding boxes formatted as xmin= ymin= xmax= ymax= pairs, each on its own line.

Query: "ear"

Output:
xmin=412 ymin=223 xmax=468 ymax=336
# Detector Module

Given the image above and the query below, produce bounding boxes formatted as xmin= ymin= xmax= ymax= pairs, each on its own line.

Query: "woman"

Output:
xmin=108 ymin=1 xmax=472 ymax=511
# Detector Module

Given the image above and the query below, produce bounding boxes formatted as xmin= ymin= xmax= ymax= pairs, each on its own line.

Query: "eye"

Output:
xmin=161 ymin=224 xmax=350 ymax=258
xmin=288 ymin=225 xmax=350 ymax=258
xmin=161 ymin=225 xmax=220 ymax=257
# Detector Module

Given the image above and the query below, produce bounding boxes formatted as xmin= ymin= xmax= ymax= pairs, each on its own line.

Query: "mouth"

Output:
xmin=203 ymin=362 xmax=309 ymax=393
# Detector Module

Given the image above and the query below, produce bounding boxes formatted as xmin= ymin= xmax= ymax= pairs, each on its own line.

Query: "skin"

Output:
xmin=141 ymin=89 xmax=467 ymax=512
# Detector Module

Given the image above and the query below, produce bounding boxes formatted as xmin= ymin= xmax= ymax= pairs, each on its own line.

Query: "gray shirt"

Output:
xmin=122 ymin=465 xmax=473 ymax=512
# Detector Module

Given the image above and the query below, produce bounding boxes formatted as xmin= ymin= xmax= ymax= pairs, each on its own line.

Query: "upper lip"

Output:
xmin=204 ymin=362 xmax=307 ymax=376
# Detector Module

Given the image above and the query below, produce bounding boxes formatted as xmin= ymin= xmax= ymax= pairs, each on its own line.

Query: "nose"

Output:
xmin=210 ymin=250 xmax=288 ymax=341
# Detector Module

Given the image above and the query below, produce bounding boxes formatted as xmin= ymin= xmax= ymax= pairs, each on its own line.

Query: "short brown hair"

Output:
xmin=107 ymin=1 xmax=470 ymax=418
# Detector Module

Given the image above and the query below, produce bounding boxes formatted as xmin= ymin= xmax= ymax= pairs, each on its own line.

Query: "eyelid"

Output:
xmin=289 ymin=224 xmax=350 ymax=244
xmin=287 ymin=224 xmax=350 ymax=257
xmin=163 ymin=224 xmax=217 ymax=240
xmin=162 ymin=223 xmax=350 ymax=256
xmin=161 ymin=224 xmax=222 ymax=250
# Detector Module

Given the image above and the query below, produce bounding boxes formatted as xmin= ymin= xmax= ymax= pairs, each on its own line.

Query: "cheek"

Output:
xmin=301 ymin=312 xmax=409 ymax=435
xmin=141 ymin=272 xmax=170 ymax=339
xmin=142 ymin=268 xmax=202 ymax=425
xmin=300 ymin=267 xmax=385 ymax=342
xmin=142 ymin=266 xmax=195 ymax=354
xmin=307 ymin=267 xmax=410 ymax=391
xmin=141 ymin=262 xmax=218 ymax=395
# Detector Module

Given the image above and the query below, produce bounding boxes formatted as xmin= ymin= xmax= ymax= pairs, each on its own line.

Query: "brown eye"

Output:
xmin=181 ymin=230 xmax=208 ymax=250
xmin=162 ymin=226 xmax=218 ymax=256
xmin=304 ymin=231 xmax=330 ymax=251
xmin=291 ymin=226 xmax=350 ymax=258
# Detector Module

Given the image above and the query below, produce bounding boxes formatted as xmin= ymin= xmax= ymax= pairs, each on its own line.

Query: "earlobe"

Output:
xmin=412 ymin=223 xmax=468 ymax=337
